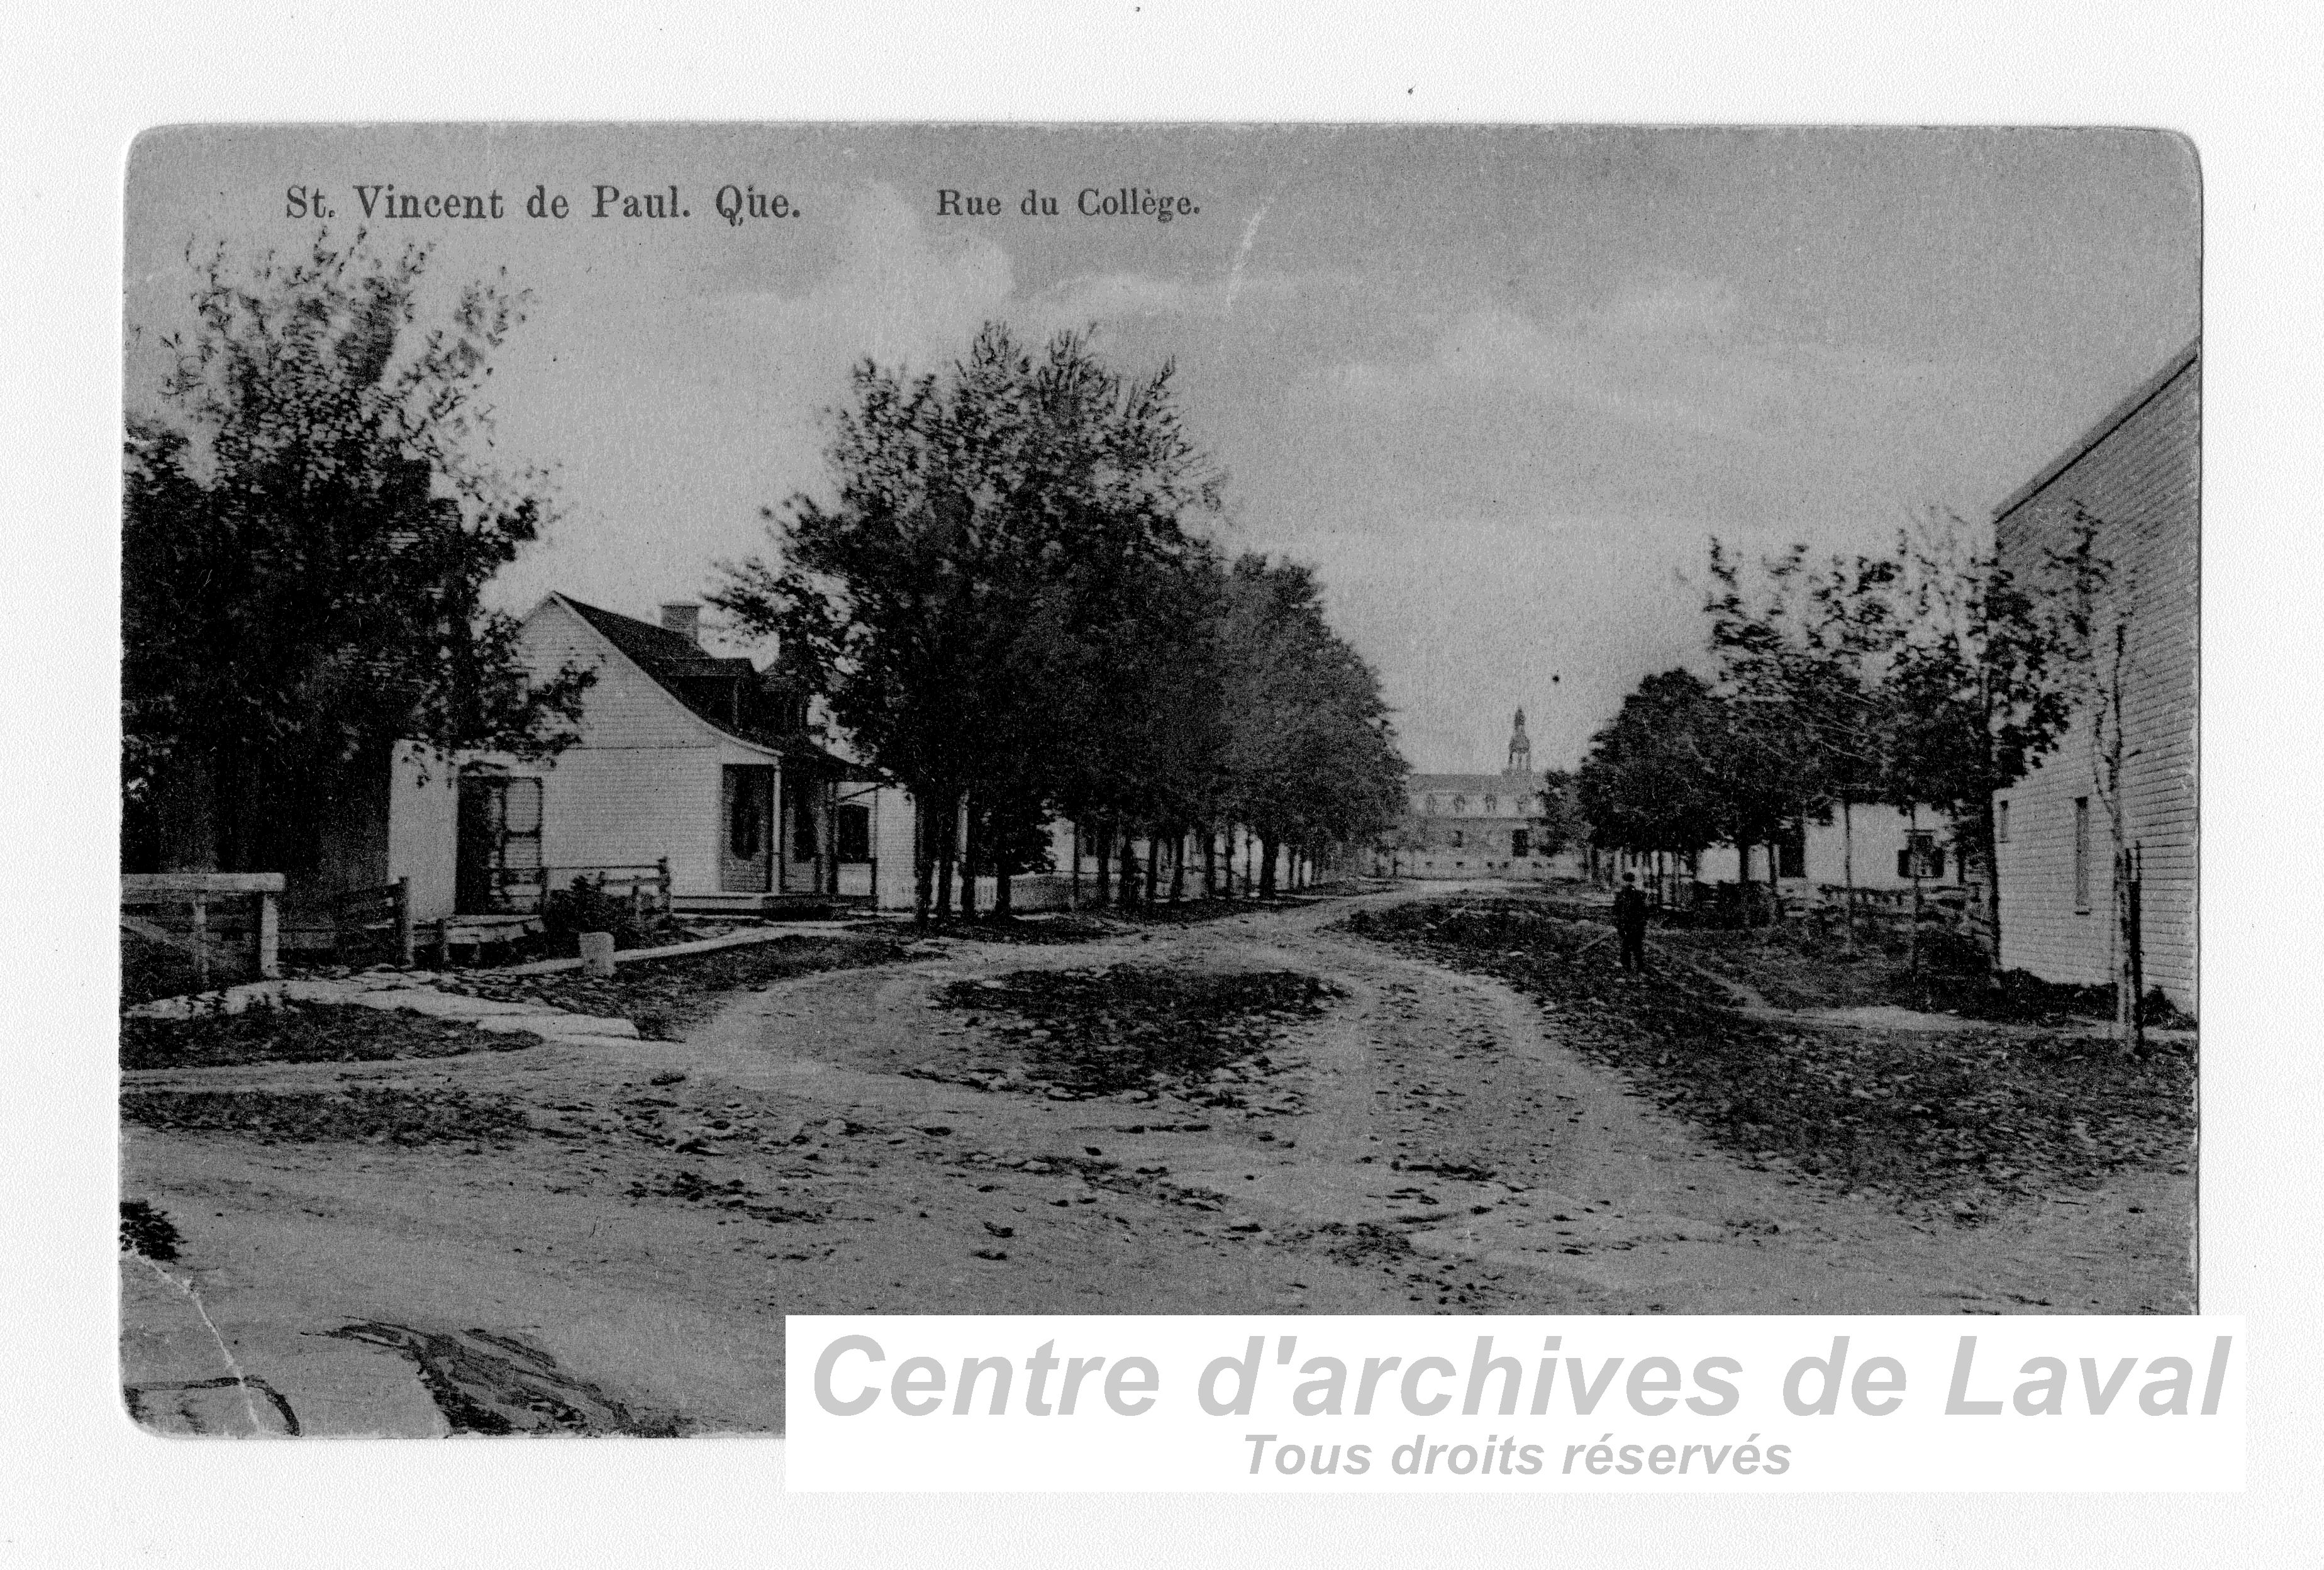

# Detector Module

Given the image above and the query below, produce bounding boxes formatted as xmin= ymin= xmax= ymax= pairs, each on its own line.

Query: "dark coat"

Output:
xmin=1613 ymin=886 xmax=1650 ymax=932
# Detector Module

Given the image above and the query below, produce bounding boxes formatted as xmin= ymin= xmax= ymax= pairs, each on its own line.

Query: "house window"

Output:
xmin=1511 ymin=828 xmax=1531 ymax=859
xmin=2073 ymin=798 xmax=2091 ymax=911
xmin=1997 ymin=799 xmax=2010 ymax=844
xmin=1898 ymin=831 xmax=1944 ymax=880
xmin=835 ymin=803 xmax=872 ymax=863
xmin=1484 ymin=794 xmax=1498 ymax=816
xmin=1452 ymin=795 xmax=1468 ymax=815
xmin=1425 ymin=795 xmax=1440 ymax=815
xmin=1451 ymin=830 xmax=1464 ymax=848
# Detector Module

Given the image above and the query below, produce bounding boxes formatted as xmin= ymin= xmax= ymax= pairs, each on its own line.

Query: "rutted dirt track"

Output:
xmin=120 ymin=886 xmax=2193 ymax=1435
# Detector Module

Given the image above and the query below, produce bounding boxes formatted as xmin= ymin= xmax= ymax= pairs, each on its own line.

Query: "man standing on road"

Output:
xmin=1613 ymin=872 xmax=1650 ymax=974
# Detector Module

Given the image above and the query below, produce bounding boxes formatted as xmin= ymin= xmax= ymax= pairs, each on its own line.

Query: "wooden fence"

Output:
xmin=481 ymin=860 xmax=672 ymax=916
xmin=121 ymin=872 xmax=286 ymax=988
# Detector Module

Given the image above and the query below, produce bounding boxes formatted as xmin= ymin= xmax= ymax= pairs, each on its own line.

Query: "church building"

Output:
xmin=1376 ymin=710 xmax=1577 ymax=881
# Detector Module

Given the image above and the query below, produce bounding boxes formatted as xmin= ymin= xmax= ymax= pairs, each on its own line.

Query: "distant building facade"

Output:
xmin=1988 ymin=343 xmax=2198 ymax=1012
xmin=1376 ymin=710 xmax=1582 ymax=881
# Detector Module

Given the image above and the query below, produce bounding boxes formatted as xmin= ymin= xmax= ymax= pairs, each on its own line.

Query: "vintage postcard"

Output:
xmin=118 ymin=123 xmax=2199 ymax=1439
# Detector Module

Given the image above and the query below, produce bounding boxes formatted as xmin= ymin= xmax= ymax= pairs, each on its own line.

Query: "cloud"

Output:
xmin=1298 ymin=265 xmax=2018 ymax=516
xmin=1025 ymin=266 xmax=1318 ymax=331
xmin=483 ymin=184 xmax=1022 ymax=620
xmin=1578 ymin=267 xmax=1742 ymax=340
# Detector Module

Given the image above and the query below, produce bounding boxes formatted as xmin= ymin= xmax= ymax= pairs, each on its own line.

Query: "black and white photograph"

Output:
xmin=114 ymin=123 xmax=2201 ymax=1440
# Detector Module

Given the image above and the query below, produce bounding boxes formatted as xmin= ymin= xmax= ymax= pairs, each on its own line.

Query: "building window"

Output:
xmin=1511 ymin=828 xmax=1530 ymax=859
xmin=1997 ymin=799 xmax=2010 ymax=844
xmin=1425 ymin=795 xmax=1440 ymax=815
xmin=1898 ymin=831 xmax=1943 ymax=880
xmin=1451 ymin=830 xmax=1464 ymax=848
xmin=1452 ymin=795 xmax=1468 ymax=815
xmin=2073 ymin=798 xmax=2091 ymax=911
xmin=835 ymin=803 xmax=872 ymax=863
xmin=1484 ymin=794 xmax=1498 ymax=816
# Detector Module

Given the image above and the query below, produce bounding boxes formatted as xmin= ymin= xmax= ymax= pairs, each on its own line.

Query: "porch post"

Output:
xmin=394 ymin=875 xmax=415 ymax=969
xmin=253 ymin=889 xmax=280 ymax=980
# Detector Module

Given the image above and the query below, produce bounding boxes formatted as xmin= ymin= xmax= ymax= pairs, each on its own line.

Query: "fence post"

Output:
xmin=253 ymin=889 xmax=280 ymax=980
xmin=191 ymin=894 xmax=209 ymax=991
xmin=433 ymin=918 xmax=450 ymax=970
xmin=657 ymin=857 xmax=671 ymax=914
xmin=394 ymin=876 xmax=414 ymax=969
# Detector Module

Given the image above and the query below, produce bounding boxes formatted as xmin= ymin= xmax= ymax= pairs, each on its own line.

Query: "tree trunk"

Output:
xmin=1981 ymin=677 xmax=2004 ymax=982
xmin=912 ymin=794 xmax=936 ymax=926
xmin=1069 ymin=820 xmax=1082 ymax=910
xmin=992 ymin=798 xmax=1014 ymax=918
xmin=1203 ymin=828 xmax=1217 ymax=899
xmin=959 ymin=796 xmax=979 ymax=922
xmin=1169 ymin=828 xmax=1187 ymax=905
xmin=1143 ymin=832 xmax=1160 ymax=905
xmin=1118 ymin=825 xmax=1140 ymax=910
xmin=1981 ymin=794 xmax=2003 ymax=982
xmin=1259 ymin=835 xmax=1279 ymax=898
xmin=933 ymin=792 xmax=957 ymax=921
xmin=1093 ymin=815 xmax=1113 ymax=907
xmin=1840 ymin=799 xmax=1857 ymax=952
xmin=1908 ymin=804 xmax=1924 ymax=976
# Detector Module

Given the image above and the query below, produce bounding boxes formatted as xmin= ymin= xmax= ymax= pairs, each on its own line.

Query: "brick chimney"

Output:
xmin=659 ymin=601 xmax=701 ymax=645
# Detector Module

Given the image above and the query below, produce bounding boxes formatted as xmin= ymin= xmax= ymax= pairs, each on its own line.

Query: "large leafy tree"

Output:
xmin=1215 ymin=555 xmax=1406 ymax=896
xmin=714 ymin=323 xmax=1221 ymax=920
xmin=1576 ymin=667 xmax=1730 ymax=870
xmin=123 ymin=233 xmax=590 ymax=881
xmin=1706 ymin=539 xmax=1904 ymax=926
xmin=1700 ymin=515 xmax=2086 ymax=962
xmin=1882 ymin=510 xmax=2087 ymax=969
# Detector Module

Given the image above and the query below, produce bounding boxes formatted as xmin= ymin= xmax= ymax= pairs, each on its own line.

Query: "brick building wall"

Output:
xmin=1991 ymin=345 xmax=2198 ymax=1012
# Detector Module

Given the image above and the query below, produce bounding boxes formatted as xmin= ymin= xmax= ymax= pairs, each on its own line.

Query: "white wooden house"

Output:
xmin=1988 ymin=343 xmax=2197 ymax=1013
xmin=387 ymin=594 xmax=873 ymax=924
xmin=1696 ymin=803 xmax=1965 ymax=894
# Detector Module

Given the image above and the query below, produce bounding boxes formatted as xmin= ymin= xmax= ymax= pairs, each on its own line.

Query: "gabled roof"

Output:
xmin=561 ymin=593 xmax=759 ymax=688
xmin=1993 ymin=340 xmax=2200 ymax=523
xmin=550 ymin=593 xmax=864 ymax=774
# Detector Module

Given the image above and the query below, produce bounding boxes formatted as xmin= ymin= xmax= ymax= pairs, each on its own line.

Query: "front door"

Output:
xmin=455 ymin=772 xmax=543 ymax=913
xmin=721 ymin=766 xmax=775 ymax=893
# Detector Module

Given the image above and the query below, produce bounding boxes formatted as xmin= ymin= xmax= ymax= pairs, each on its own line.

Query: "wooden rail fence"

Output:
xmin=121 ymin=872 xmax=286 ymax=987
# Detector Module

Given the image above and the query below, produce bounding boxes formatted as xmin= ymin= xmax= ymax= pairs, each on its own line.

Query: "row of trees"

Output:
xmin=711 ymin=323 xmax=1408 ymax=921
xmin=1579 ymin=513 xmax=2115 ymax=963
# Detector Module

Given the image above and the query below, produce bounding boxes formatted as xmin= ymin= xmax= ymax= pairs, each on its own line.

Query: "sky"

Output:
xmin=124 ymin=125 xmax=2199 ymax=773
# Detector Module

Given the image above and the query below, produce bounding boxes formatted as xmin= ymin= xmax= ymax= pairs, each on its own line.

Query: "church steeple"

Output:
xmin=1504 ymin=708 xmax=1532 ymax=777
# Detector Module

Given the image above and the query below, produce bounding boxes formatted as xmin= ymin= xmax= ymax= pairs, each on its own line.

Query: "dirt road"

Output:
xmin=119 ymin=885 xmax=2191 ymax=1435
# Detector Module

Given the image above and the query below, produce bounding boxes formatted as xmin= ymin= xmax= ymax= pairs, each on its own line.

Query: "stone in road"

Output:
xmin=118 ymin=886 xmax=2186 ymax=1435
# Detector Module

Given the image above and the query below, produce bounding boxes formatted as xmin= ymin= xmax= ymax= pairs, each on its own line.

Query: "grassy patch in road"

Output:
xmin=923 ymin=964 xmax=1340 ymax=1099
xmin=444 ymin=932 xmax=908 ymax=1040
xmin=121 ymin=999 xmax=522 ymax=1071
xmin=122 ymin=1086 xmax=534 ymax=1147
xmin=1347 ymin=898 xmax=2195 ymax=1215
xmin=1512 ymin=890 xmax=2145 ymax=1025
